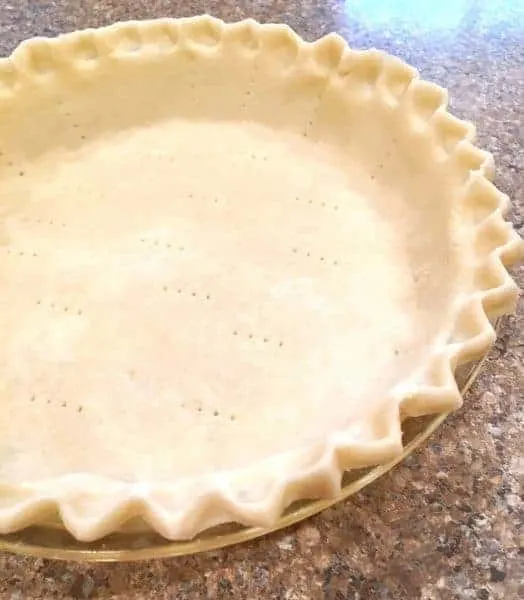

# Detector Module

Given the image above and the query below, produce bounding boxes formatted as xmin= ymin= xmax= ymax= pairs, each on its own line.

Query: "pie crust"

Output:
xmin=0 ymin=16 xmax=522 ymax=542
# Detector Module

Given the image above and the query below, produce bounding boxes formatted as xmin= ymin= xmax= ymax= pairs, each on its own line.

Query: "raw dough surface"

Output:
xmin=0 ymin=116 xmax=456 ymax=483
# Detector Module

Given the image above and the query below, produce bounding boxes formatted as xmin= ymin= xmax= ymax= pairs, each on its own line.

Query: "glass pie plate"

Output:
xmin=0 ymin=16 xmax=521 ymax=561
xmin=0 ymin=338 xmax=494 ymax=562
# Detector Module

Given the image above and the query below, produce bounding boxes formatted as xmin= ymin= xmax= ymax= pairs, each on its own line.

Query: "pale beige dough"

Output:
xmin=0 ymin=18 xmax=519 ymax=541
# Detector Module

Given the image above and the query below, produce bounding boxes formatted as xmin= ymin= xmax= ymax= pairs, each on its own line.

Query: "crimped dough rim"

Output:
xmin=0 ymin=15 xmax=522 ymax=542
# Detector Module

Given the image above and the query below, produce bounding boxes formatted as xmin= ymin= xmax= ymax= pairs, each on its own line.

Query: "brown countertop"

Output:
xmin=0 ymin=1 xmax=522 ymax=599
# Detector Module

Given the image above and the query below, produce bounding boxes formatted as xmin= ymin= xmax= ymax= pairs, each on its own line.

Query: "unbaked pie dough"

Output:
xmin=0 ymin=16 xmax=522 ymax=541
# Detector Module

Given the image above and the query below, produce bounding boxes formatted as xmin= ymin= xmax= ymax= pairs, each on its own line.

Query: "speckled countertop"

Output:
xmin=0 ymin=1 xmax=522 ymax=599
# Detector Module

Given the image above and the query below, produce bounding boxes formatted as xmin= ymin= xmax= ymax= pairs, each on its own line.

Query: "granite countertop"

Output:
xmin=0 ymin=1 xmax=522 ymax=599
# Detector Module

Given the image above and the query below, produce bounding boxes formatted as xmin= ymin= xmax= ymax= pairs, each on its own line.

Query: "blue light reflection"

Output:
xmin=344 ymin=0 xmax=523 ymax=32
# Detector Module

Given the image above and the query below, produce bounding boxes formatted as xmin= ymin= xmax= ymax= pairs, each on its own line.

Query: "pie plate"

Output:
xmin=0 ymin=16 xmax=522 ymax=544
